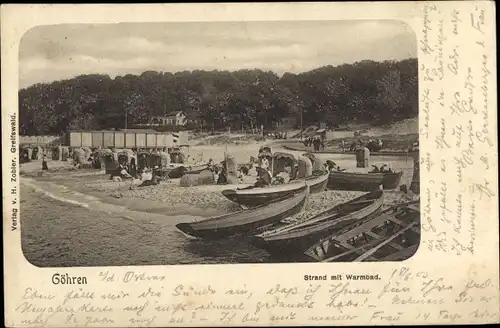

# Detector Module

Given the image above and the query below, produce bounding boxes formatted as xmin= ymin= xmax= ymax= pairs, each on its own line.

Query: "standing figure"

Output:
xmin=129 ymin=158 xmax=137 ymax=178
xmin=254 ymin=157 xmax=272 ymax=187
xmin=42 ymin=154 xmax=48 ymax=170
xmin=313 ymin=137 xmax=320 ymax=152
xmin=217 ymin=164 xmax=228 ymax=185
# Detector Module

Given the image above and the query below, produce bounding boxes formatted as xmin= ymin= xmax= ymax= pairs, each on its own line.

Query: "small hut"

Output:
xmin=272 ymin=152 xmax=296 ymax=176
xmin=100 ymin=149 xmax=117 ymax=174
xmin=169 ymin=148 xmax=185 ymax=164
xmin=116 ymin=149 xmax=137 ymax=177
xmin=20 ymin=147 xmax=31 ymax=163
xmin=30 ymin=146 xmax=39 ymax=160
xmin=158 ymin=151 xmax=170 ymax=168
xmin=356 ymin=147 xmax=370 ymax=168
xmin=137 ymin=151 xmax=152 ymax=171
xmin=150 ymin=150 xmax=168 ymax=169
xmin=116 ymin=149 xmax=135 ymax=165
xmin=92 ymin=149 xmax=107 ymax=169
xmin=52 ymin=146 xmax=60 ymax=160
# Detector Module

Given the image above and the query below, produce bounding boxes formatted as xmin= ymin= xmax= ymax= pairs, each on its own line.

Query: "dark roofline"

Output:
xmin=165 ymin=111 xmax=184 ymax=115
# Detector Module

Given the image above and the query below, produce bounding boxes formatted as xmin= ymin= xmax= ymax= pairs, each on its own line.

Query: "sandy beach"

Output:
xmin=19 ymin=140 xmax=417 ymax=266
xmin=21 ymin=141 xmax=416 ymax=216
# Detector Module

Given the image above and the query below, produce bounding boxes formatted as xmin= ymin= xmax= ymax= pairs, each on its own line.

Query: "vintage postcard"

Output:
xmin=2 ymin=2 xmax=498 ymax=327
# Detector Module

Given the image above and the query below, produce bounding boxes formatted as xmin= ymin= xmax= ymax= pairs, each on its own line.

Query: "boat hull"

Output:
xmin=222 ymin=172 xmax=328 ymax=207
xmin=305 ymin=201 xmax=420 ymax=262
xmin=251 ymin=190 xmax=384 ymax=259
xmin=222 ymin=189 xmax=298 ymax=207
xmin=251 ymin=210 xmax=382 ymax=259
xmin=328 ymin=171 xmax=403 ymax=191
xmin=381 ymin=171 xmax=404 ymax=189
xmin=166 ymin=164 xmax=209 ymax=179
xmin=281 ymin=144 xmax=411 ymax=157
xmin=166 ymin=167 xmax=186 ymax=179
xmin=176 ymin=186 xmax=309 ymax=240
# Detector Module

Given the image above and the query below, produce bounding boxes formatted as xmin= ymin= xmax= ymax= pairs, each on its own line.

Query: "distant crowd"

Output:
xmin=303 ymin=136 xmax=326 ymax=152
xmin=345 ymin=139 xmax=384 ymax=152
xmin=303 ymin=136 xmax=385 ymax=153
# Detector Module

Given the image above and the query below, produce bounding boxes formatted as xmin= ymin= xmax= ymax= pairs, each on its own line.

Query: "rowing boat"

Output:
xmin=304 ymin=201 xmax=420 ymax=262
xmin=307 ymin=171 xmax=329 ymax=193
xmin=328 ymin=170 xmax=403 ymax=191
xmin=281 ymin=143 xmax=412 ymax=157
xmin=222 ymin=172 xmax=328 ymax=207
xmin=249 ymin=189 xmax=384 ymax=259
xmin=185 ymin=163 xmax=210 ymax=173
xmin=175 ymin=185 xmax=309 ymax=240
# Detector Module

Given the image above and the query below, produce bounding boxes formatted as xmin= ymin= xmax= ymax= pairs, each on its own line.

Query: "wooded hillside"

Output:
xmin=19 ymin=58 xmax=418 ymax=135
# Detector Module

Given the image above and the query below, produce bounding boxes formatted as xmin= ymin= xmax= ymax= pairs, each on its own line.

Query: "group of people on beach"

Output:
xmin=304 ymin=136 xmax=325 ymax=152
xmin=209 ymin=158 xmax=253 ymax=185
xmin=346 ymin=138 xmax=384 ymax=152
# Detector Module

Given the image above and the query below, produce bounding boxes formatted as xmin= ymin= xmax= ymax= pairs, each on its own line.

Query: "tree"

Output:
xmin=19 ymin=58 xmax=418 ymax=135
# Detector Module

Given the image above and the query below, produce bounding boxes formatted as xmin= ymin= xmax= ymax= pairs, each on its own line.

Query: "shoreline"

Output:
xmin=21 ymin=170 xmax=415 ymax=222
xmin=19 ymin=148 xmax=419 ymax=267
xmin=19 ymin=142 xmax=417 ymax=219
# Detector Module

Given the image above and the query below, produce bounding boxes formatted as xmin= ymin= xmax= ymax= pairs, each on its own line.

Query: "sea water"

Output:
xmin=20 ymin=178 xmax=270 ymax=267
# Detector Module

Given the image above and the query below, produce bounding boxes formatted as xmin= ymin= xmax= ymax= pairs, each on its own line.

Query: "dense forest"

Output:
xmin=19 ymin=58 xmax=418 ymax=135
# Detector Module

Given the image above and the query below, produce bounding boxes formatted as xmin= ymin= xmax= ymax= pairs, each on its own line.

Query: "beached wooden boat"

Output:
xmin=185 ymin=164 xmax=210 ymax=174
xmin=249 ymin=189 xmax=384 ymax=259
xmin=165 ymin=163 xmax=209 ymax=179
xmin=328 ymin=170 xmax=403 ymax=191
xmin=281 ymin=144 xmax=411 ymax=157
xmin=222 ymin=172 xmax=328 ymax=207
xmin=381 ymin=171 xmax=404 ymax=189
xmin=304 ymin=201 xmax=420 ymax=262
xmin=175 ymin=185 xmax=309 ymax=240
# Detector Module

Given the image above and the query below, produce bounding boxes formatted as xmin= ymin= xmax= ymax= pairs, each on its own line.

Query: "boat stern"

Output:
xmin=248 ymin=235 xmax=269 ymax=250
xmin=175 ymin=223 xmax=200 ymax=240
xmin=222 ymin=189 xmax=239 ymax=203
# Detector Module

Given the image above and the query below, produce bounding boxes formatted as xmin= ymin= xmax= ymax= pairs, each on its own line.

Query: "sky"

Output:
xmin=19 ymin=20 xmax=416 ymax=89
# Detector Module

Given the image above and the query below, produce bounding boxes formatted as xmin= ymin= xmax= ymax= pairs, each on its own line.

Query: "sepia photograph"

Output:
xmin=4 ymin=2 xmax=499 ymax=327
xmin=18 ymin=20 xmax=420 ymax=267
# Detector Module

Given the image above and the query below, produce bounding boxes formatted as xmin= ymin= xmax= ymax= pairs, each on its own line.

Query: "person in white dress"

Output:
xmin=274 ymin=164 xmax=292 ymax=184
